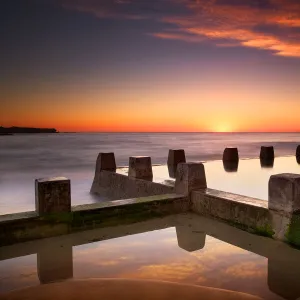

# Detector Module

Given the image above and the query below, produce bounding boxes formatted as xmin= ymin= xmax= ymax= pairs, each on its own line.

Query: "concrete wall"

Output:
xmin=0 ymin=193 xmax=188 ymax=246
xmin=91 ymin=170 xmax=174 ymax=200
xmin=191 ymin=189 xmax=272 ymax=234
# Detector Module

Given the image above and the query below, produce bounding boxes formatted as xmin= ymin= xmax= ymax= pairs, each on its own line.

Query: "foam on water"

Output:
xmin=0 ymin=133 xmax=299 ymax=214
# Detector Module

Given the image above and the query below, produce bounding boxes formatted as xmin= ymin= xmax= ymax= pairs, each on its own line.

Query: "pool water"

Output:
xmin=1 ymin=213 xmax=300 ymax=300
xmin=118 ymin=156 xmax=300 ymax=200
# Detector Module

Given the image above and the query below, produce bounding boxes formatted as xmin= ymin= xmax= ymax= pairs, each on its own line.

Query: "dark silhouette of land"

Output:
xmin=0 ymin=126 xmax=58 ymax=134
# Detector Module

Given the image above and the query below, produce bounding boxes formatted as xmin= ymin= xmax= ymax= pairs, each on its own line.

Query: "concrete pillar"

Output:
xmin=176 ymin=226 xmax=206 ymax=252
xmin=128 ymin=156 xmax=153 ymax=180
xmin=167 ymin=164 xmax=176 ymax=178
xmin=37 ymin=242 xmax=73 ymax=284
xmin=269 ymin=174 xmax=300 ymax=214
xmin=269 ymin=174 xmax=300 ymax=245
xmin=296 ymin=145 xmax=300 ymax=157
xmin=167 ymin=149 xmax=186 ymax=178
xmin=35 ymin=177 xmax=71 ymax=215
xmin=297 ymin=156 xmax=300 ymax=165
xmin=260 ymin=146 xmax=274 ymax=161
xmin=167 ymin=149 xmax=186 ymax=166
xmin=223 ymin=147 xmax=239 ymax=162
xmin=223 ymin=160 xmax=239 ymax=172
xmin=175 ymin=163 xmax=207 ymax=195
xmin=95 ymin=152 xmax=116 ymax=172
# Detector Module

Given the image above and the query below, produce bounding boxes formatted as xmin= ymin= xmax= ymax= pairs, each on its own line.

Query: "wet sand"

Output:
xmin=0 ymin=278 xmax=262 ymax=300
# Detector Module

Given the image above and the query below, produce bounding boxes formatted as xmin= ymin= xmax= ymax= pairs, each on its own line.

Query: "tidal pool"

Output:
xmin=118 ymin=156 xmax=300 ymax=200
xmin=1 ymin=214 xmax=300 ymax=300
xmin=1 ymin=156 xmax=299 ymax=214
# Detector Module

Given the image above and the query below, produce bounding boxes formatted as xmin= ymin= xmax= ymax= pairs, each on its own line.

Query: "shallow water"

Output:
xmin=118 ymin=156 xmax=300 ymax=201
xmin=1 ymin=214 xmax=299 ymax=299
xmin=0 ymin=133 xmax=299 ymax=214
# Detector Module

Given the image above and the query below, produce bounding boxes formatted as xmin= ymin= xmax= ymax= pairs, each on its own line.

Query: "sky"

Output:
xmin=1 ymin=0 xmax=300 ymax=132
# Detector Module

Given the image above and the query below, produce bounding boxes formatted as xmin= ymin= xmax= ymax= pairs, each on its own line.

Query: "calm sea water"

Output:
xmin=0 ymin=132 xmax=299 ymax=214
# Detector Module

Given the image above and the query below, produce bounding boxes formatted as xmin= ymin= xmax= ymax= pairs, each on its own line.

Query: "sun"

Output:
xmin=213 ymin=123 xmax=233 ymax=133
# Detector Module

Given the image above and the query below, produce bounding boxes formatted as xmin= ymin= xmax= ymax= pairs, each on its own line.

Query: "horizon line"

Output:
xmin=58 ymin=131 xmax=300 ymax=134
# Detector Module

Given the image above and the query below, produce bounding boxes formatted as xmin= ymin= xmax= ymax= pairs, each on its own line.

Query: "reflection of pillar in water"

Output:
xmin=223 ymin=160 xmax=239 ymax=172
xmin=176 ymin=226 xmax=206 ymax=252
xmin=260 ymin=157 xmax=274 ymax=168
xmin=268 ymin=258 xmax=300 ymax=299
xmin=37 ymin=243 xmax=73 ymax=284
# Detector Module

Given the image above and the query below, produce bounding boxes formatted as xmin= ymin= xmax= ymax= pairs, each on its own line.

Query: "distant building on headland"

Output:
xmin=0 ymin=126 xmax=58 ymax=134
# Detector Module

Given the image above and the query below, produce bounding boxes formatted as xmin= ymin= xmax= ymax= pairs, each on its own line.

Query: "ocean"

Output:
xmin=0 ymin=132 xmax=299 ymax=214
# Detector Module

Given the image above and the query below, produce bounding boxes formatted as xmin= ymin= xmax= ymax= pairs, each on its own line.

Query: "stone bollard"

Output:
xmin=260 ymin=146 xmax=274 ymax=161
xmin=95 ymin=152 xmax=116 ymax=173
xmin=35 ymin=177 xmax=71 ymax=215
xmin=167 ymin=149 xmax=186 ymax=178
xmin=269 ymin=174 xmax=300 ymax=214
xmin=223 ymin=147 xmax=239 ymax=162
xmin=167 ymin=149 xmax=186 ymax=166
xmin=175 ymin=163 xmax=207 ymax=195
xmin=296 ymin=145 xmax=300 ymax=157
xmin=128 ymin=156 xmax=153 ymax=180
xmin=167 ymin=164 xmax=177 ymax=178
xmin=269 ymin=174 xmax=300 ymax=245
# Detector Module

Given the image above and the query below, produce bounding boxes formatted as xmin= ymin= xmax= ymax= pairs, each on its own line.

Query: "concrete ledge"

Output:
xmin=0 ymin=194 xmax=188 ymax=246
xmin=91 ymin=170 xmax=174 ymax=199
xmin=191 ymin=189 xmax=272 ymax=234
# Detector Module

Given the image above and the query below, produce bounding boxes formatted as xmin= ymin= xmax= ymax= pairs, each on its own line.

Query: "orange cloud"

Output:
xmin=61 ymin=0 xmax=300 ymax=58
xmin=156 ymin=0 xmax=300 ymax=57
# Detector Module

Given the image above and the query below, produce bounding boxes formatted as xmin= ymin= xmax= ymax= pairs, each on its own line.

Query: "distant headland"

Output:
xmin=0 ymin=126 xmax=58 ymax=135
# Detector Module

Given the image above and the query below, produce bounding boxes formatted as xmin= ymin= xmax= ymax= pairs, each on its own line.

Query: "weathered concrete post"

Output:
xmin=296 ymin=145 xmax=300 ymax=157
xmin=260 ymin=146 xmax=274 ymax=160
xmin=167 ymin=149 xmax=186 ymax=178
xmin=175 ymin=163 xmax=207 ymax=195
xmin=269 ymin=174 xmax=300 ymax=245
xmin=167 ymin=149 xmax=186 ymax=166
xmin=128 ymin=156 xmax=153 ymax=180
xmin=260 ymin=146 xmax=274 ymax=168
xmin=223 ymin=147 xmax=239 ymax=162
xmin=95 ymin=152 xmax=116 ymax=172
xmin=176 ymin=226 xmax=206 ymax=252
xmin=35 ymin=177 xmax=71 ymax=215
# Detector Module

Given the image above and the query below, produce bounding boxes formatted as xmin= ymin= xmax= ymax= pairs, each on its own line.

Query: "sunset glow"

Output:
xmin=1 ymin=0 xmax=300 ymax=132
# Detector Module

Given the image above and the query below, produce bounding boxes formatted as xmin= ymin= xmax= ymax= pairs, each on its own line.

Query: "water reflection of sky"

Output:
xmin=2 ymin=213 xmax=299 ymax=299
xmin=118 ymin=156 xmax=300 ymax=201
